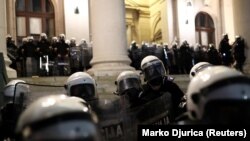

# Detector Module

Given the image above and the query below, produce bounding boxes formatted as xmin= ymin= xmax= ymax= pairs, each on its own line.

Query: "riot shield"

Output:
xmin=13 ymin=82 xmax=65 ymax=107
xmin=89 ymin=92 xmax=172 ymax=141
xmin=69 ymin=47 xmax=81 ymax=73
xmin=81 ymin=47 xmax=92 ymax=71
xmin=0 ymin=82 xmax=65 ymax=140
xmin=54 ymin=57 xmax=70 ymax=76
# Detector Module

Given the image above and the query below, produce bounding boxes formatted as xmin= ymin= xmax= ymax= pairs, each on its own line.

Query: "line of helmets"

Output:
xmin=1 ymin=54 xmax=250 ymax=141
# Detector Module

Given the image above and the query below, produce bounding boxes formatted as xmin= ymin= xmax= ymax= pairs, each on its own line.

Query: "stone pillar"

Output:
xmin=233 ymin=0 xmax=250 ymax=74
xmin=88 ymin=0 xmax=134 ymax=76
xmin=0 ymin=0 xmax=17 ymax=78
xmin=6 ymin=0 xmax=16 ymax=41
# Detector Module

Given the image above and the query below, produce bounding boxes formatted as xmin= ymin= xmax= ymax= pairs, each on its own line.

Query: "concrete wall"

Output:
xmin=222 ymin=0 xmax=235 ymax=44
xmin=149 ymin=0 xmax=169 ymax=43
xmin=233 ymin=0 xmax=250 ymax=73
xmin=177 ymin=0 xmax=196 ymax=45
xmin=175 ymin=0 xmax=228 ymax=47
xmin=125 ymin=0 xmax=151 ymax=46
xmin=64 ymin=0 xmax=90 ymax=43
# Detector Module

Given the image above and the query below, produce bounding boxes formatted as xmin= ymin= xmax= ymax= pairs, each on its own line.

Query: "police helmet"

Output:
xmin=194 ymin=43 xmax=201 ymax=50
xmin=115 ymin=71 xmax=141 ymax=96
xmin=40 ymin=33 xmax=47 ymax=40
xmin=141 ymin=55 xmax=166 ymax=85
xmin=59 ymin=34 xmax=65 ymax=40
xmin=187 ymin=66 xmax=250 ymax=123
xmin=16 ymin=95 xmax=100 ymax=141
xmin=52 ymin=36 xmax=58 ymax=42
xmin=27 ymin=36 xmax=34 ymax=41
xmin=65 ymin=72 xmax=97 ymax=101
xmin=208 ymin=43 xmax=214 ymax=48
xmin=163 ymin=43 xmax=168 ymax=48
xmin=131 ymin=40 xmax=136 ymax=45
xmin=3 ymin=80 xmax=29 ymax=105
xmin=235 ymin=35 xmax=241 ymax=41
xmin=80 ymin=39 xmax=87 ymax=43
xmin=182 ymin=40 xmax=188 ymax=46
xmin=189 ymin=62 xmax=213 ymax=80
xmin=22 ymin=38 xmax=28 ymax=44
xmin=65 ymin=39 xmax=70 ymax=45
xmin=222 ymin=33 xmax=228 ymax=40
xmin=70 ymin=37 xmax=76 ymax=43
xmin=6 ymin=34 xmax=12 ymax=41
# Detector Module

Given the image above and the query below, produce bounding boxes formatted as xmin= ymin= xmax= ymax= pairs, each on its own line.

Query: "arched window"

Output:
xmin=16 ymin=0 xmax=55 ymax=44
xmin=195 ymin=12 xmax=215 ymax=47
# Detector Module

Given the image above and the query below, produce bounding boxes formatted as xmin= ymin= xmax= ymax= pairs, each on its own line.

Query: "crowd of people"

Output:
xmin=128 ymin=34 xmax=246 ymax=74
xmin=6 ymin=33 xmax=93 ymax=77
xmin=0 ymin=33 xmax=248 ymax=140
xmin=6 ymin=33 xmax=246 ymax=78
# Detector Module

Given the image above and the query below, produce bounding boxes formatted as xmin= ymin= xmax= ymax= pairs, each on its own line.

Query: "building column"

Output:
xmin=6 ymin=0 xmax=16 ymax=41
xmin=233 ymin=0 xmax=250 ymax=74
xmin=0 ymin=0 xmax=16 ymax=78
xmin=88 ymin=0 xmax=134 ymax=76
xmin=126 ymin=24 xmax=132 ymax=47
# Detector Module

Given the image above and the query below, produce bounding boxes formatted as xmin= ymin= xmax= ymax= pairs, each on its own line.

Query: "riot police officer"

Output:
xmin=140 ymin=55 xmax=185 ymax=119
xmin=186 ymin=66 xmax=250 ymax=124
xmin=6 ymin=34 xmax=12 ymax=47
xmin=171 ymin=42 xmax=180 ymax=74
xmin=56 ymin=34 xmax=70 ymax=76
xmin=16 ymin=95 xmax=100 ymax=141
xmin=50 ymin=36 xmax=58 ymax=61
xmin=114 ymin=71 xmax=143 ymax=109
xmin=232 ymin=35 xmax=246 ymax=72
xmin=6 ymin=35 xmax=18 ymax=70
xmin=78 ymin=39 xmax=88 ymax=48
xmin=69 ymin=37 xmax=80 ymax=74
xmin=128 ymin=40 xmax=141 ymax=70
xmin=219 ymin=34 xmax=233 ymax=66
xmin=78 ymin=39 xmax=92 ymax=71
xmin=179 ymin=40 xmax=193 ymax=74
xmin=37 ymin=33 xmax=51 ymax=76
xmin=207 ymin=43 xmax=222 ymax=65
xmin=65 ymin=72 xmax=98 ymax=101
xmin=0 ymin=80 xmax=29 ymax=140
xmin=70 ymin=37 xmax=77 ymax=47
xmin=37 ymin=33 xmax=50 ymax=56
xmin=24 ymin=36 xmax=39 ymax=76
xmin=193 ymin=43 xmax=207 ymax=64
xmin=17 ymin=38 xmax=28 ymax=76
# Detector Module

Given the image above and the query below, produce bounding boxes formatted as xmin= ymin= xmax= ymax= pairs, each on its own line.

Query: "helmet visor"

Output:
xmin=203 ymin=100 xmax=250 ymax=124
xmin=142 ymin=61 xmax=166 ymax=81
xmin=70 ymin=84 xmax=95 ymax=100
xmin=118 ymin=78 xmax=140 ymax=95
